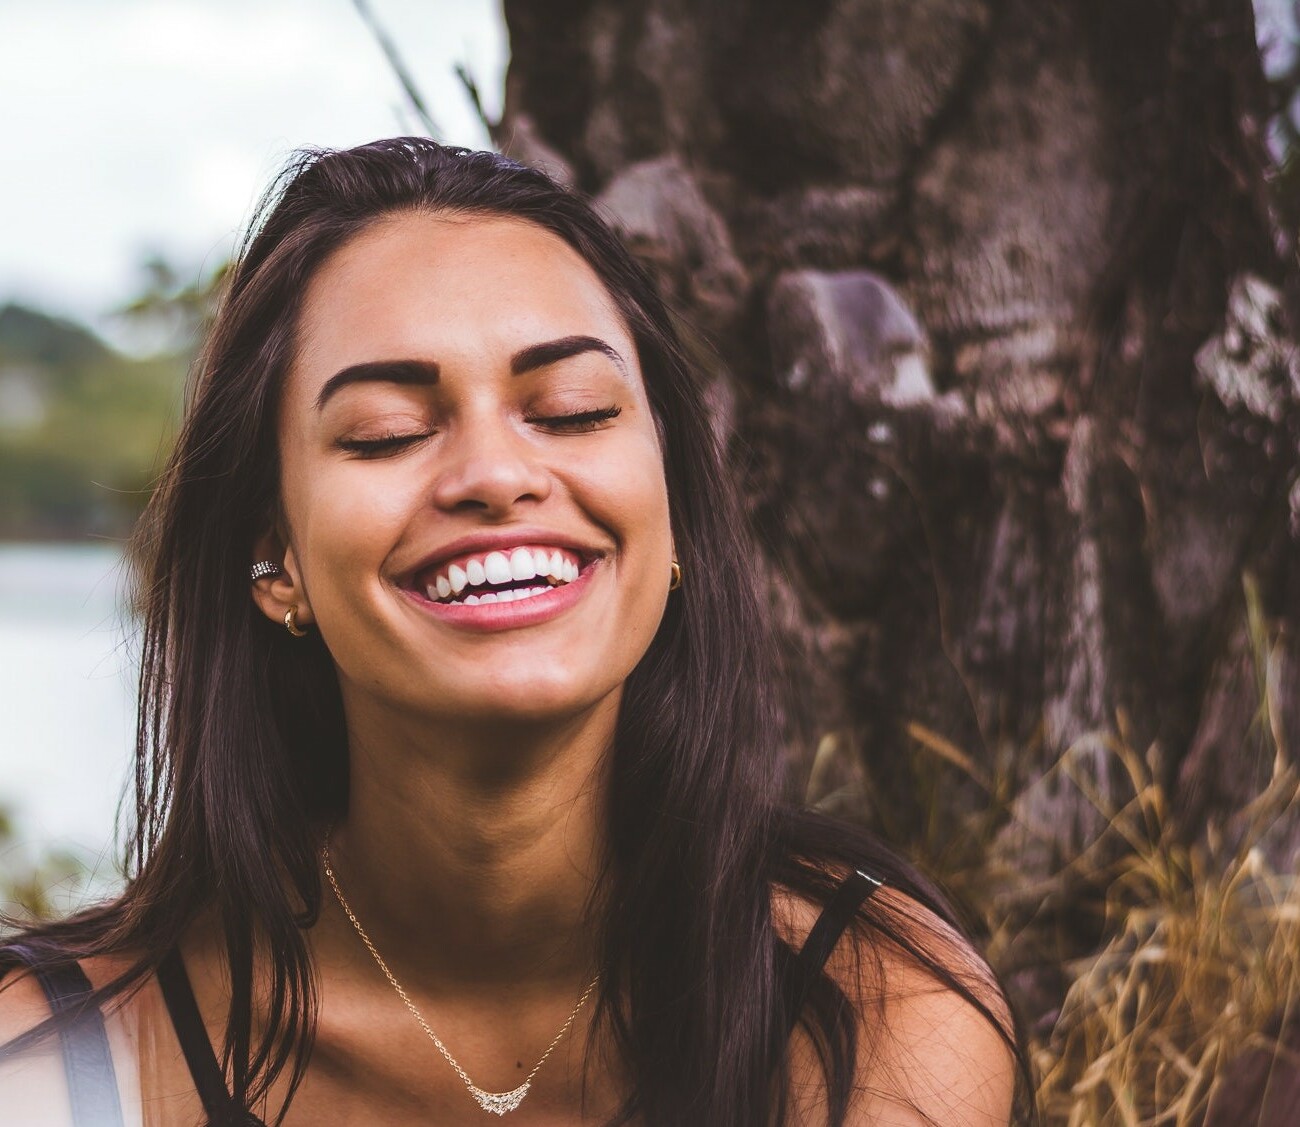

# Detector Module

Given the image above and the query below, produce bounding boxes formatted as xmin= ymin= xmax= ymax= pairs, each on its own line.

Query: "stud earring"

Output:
xmin=669 ymin=560 xmax=683 ymax=591
xmin=284 ymin=606 xmax=309 ymax=637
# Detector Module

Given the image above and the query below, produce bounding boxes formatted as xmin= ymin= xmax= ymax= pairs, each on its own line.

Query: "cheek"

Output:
xmin=579 ymin=442 xmax=671 ymax=550
xmin=280 ymin=452 xmax=417 ymax=585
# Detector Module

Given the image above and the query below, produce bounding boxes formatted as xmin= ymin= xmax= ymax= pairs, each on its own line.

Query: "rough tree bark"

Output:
xmin=497 ymin=0 xmax=1298 ymax=1011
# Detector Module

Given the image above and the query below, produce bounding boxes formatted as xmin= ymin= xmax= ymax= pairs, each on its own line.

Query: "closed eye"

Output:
xmin=528 ymin=406 xmax=621 ymax=432
xmin=335 ymin=432 xmax=433 ymax=457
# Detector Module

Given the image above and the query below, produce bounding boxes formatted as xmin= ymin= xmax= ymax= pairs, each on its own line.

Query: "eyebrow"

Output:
xmin=314 ymin=335 xmax=628 ymax=411
xmin=314 ymin=359 xmax=440 ymax=411
xmin=510 ymin=335 xmax=628 ymax=378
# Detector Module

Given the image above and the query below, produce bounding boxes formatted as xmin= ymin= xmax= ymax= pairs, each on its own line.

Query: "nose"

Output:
xmin=428 ymin=412 xmax=552 ymax=516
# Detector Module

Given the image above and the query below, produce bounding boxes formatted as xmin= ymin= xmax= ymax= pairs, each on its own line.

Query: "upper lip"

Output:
xmin=398 ymin=528 xmax=604 ymax=587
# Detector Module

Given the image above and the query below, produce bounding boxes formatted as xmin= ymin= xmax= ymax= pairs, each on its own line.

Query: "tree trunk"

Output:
xmin=499 ymin=0 xmax=1298 ymax=1004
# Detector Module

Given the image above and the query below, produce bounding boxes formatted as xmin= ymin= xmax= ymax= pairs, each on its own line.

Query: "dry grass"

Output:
xmin=1018 ymin=577 xmax=1300 ymax=1124
xmin=823 ymin=575 xmax=1300 ymax=1125
xmin=1026 ymin=740 xmax=1300 ymax=1125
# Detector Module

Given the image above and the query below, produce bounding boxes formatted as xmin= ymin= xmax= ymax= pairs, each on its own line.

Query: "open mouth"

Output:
xmin=414 ymin=545 xmax=587 ymax=607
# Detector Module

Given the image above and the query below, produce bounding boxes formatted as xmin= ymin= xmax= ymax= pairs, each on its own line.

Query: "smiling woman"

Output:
xmin=0 ymin=139 xmax=1027 ymax=1126
xmin=268 ymin=213 xmax=673 ymax=735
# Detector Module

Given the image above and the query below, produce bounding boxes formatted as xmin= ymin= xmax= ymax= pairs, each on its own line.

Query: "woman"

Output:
xmin=0 ymin=138 xmax=1025 ymax=1125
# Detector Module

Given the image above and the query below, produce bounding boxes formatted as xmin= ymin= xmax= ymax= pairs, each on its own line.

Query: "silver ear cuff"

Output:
xmin=250 ymin=561 xmax=282 ymax=581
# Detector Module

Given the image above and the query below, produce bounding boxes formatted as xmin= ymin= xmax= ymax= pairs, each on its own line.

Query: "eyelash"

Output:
xmin=528 ymin=405 xmax=621 ymax=431
xmin=335 ymin=407 xmax=622 ymax=458
xmin=335 ymin=433 xmax=431 ymax=457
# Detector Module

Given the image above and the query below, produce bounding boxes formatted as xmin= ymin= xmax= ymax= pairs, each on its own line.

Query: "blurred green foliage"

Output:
xmin=0 ymin=305 xmax=180 ymax=537
xmin=0 ymin=259 xmax=222 ymax=540
xmin=118 ymin=255 xmax=228 ymax=352
xmin=0 ymin=805 xmax=89 ymax=930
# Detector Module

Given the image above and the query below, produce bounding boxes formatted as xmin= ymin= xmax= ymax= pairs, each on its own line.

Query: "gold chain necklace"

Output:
xmin=322 ymin=834 xmax=598 ymax=1116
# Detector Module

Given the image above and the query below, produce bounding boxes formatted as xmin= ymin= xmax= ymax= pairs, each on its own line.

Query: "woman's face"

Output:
xmin=262 ymin=212 xmax=674 ymax=729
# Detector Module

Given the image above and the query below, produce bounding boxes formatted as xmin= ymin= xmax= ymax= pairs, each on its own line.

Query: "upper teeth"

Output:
xmin=427 ymin=547 xmax=582 ymax=602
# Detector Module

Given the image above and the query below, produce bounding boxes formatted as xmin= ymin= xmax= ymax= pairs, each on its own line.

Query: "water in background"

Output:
xmin=0 ymin=542 xmax=135 ymax=892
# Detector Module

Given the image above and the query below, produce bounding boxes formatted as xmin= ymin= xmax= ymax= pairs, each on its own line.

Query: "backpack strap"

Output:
xmin=155 ymin=947 xmax=266 ymax=1126
xmin=4 ymin=945 xmax=125 ymax=1127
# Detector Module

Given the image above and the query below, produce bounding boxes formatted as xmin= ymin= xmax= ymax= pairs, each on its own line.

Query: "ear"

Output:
xmin=249 ymin=530 xmax=315 ymax=629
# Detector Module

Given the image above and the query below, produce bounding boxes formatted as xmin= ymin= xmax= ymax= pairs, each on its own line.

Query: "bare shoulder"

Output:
xmin=1 ymin=951 xmax=157 ymax=1127
xmin=0 ymin=958 xmax=74 ymax=1126
xmin=0 ymin=949 xmax=145 ymax=1044
xmin=0 ymin=960 xmax=58 ymax=1040
xmin=773 ymin=879 xmax=1017 ymax=1126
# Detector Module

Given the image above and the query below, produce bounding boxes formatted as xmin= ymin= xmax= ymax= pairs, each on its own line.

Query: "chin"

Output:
xmin=431 ymin=677 xmax=621 ymax=729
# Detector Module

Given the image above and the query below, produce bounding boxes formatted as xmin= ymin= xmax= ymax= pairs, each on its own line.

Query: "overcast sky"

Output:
xmin=1 ymin=0 xmax=506 ymax=339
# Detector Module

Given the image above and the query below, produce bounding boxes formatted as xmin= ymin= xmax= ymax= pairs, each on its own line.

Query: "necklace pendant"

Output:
xmin=468 ymin=1080 xmax=531 ymax=1115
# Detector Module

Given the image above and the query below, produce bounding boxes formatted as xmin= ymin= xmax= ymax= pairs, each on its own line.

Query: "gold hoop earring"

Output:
xmin=669 ymin=560 xmax=682 ymax=591
xmin=284 ymin=605 xmax=308 ymax=637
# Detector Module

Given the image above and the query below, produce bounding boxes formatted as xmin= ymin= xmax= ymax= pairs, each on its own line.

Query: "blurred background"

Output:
xmin=4 ymin=1 xmax=1300 ymax=1121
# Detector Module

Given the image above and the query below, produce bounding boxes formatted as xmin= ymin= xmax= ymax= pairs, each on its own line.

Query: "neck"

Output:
xmin=319 ymin=695 xmax=617 ymax=995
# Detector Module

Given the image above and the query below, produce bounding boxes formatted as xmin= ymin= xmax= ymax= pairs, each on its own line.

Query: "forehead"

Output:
xmin=292 ymin=212 xmax=634 ymax=381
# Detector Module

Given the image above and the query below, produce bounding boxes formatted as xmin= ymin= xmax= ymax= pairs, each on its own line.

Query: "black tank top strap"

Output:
xmin=4 ymin=944 xmax=125 ymax=1127
xmin=155 ymin=947 xmax=266 ymax=1127
xmin=790 ymin=869 xmax=884 ymax=1027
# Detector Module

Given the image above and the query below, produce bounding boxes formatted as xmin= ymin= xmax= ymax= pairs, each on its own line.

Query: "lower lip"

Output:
xmin=401 ymin=559 xmax=599 ymax=632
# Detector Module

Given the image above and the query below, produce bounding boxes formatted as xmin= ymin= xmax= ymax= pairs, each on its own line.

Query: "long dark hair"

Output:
xmin=1 ymin=138 xmax=1028 ymax=1125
